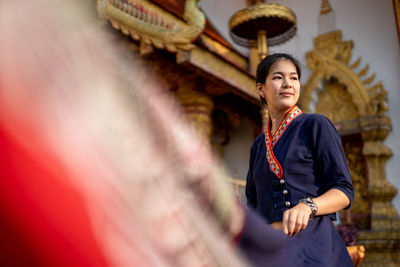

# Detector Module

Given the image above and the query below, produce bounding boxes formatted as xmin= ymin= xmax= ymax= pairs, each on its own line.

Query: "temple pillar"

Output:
xmin=249 ymin=47 xmax=259 ymax=76
xmin=357 ymin=115 xmax=400 ymax=266
xmin=175 ymin=79 xmax=214 ymax=142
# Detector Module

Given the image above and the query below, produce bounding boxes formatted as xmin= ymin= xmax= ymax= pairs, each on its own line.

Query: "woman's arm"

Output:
xmin=313 ymin=188 xmax=350 ymax=216
xmin=282 ymin=188 xmax=349 ymax=236
xmin=281 ymin=116 xmax=354 ymax=236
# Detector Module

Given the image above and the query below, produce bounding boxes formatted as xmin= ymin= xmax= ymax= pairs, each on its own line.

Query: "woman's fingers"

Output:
xmin=283 ymin=210 xmax=298 ymax=236
xmin=282 ymin=210 xmax=289 ymax=235
xmin=300 ymin=213 xmax=309 ymax=231
xmin=282 ymin=204 xmax=311 ymax=236
xmin=288 ymin=212 xmax=298 ymax=236
xmin=292 ymin=214 xmax=303 ymax=235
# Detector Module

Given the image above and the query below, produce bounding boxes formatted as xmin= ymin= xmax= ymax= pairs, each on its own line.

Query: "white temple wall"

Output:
xmin=221 ymin=119 xmax=254 ymax=181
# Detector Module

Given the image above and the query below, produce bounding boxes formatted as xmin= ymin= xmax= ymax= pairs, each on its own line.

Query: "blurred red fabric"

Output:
xmin=0 ymin=124 xmax=109 ymax=266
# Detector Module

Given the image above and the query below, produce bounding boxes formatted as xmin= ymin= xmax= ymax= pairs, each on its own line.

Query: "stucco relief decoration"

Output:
xmin=97 ymin=0 xmax=205 ymax=52
xmin=300 ymin=31 xmax=388 ymax=119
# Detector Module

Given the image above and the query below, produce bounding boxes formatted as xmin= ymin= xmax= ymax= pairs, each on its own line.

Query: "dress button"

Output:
xmin=283 ymin=189 xmax=288 ymax=195
xmin=285 ymin=201 xmax=291 ymax=207
xmin=280 ymin=179 xmax=285 ymax=184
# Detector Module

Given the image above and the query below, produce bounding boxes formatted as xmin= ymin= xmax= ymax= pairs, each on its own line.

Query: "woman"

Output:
xmin=245 ymin=53 xmax=354 ymax=266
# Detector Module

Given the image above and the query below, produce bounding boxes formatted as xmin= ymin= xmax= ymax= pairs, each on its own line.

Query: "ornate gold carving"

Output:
xmin=177 ymin=47 xmax=258 ymax=101
xmin=229 ymin=4 xmax=296 ymax=35
xmin=349 ymin=57 xmax=361 ymax=69
xmin=320 ymin=0 xmax=333 ymax=15
xmin=355 ymin=120 xmax=399 ymax=266
xmin=97 ymin=0 xmax=205 ymax=52
xmin=315 ymin=78 xmax=359 ymax=124
xmin=228 ymin=3 xmax=296 ymax=48
xmin=340 ymin=137 xmax=369 ymax=229
xmin=175 ymin=81 xmax=214 ymax=140
xmin=300 ymin=31 xmax=389 ymax=118
xmin=357 ymin=229 xmax=400 ymax=266
xmin=246 ymin=0 xmax=263 ymax=5
xmin=198 ymin=35 xmax=248 ymax=71
xmin=357 ymin=64 xmax=369 ymax=77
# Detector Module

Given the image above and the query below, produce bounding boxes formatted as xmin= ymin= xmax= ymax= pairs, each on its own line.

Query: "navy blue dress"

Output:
xmin=245 ymin=108 xmax=354 ymax=267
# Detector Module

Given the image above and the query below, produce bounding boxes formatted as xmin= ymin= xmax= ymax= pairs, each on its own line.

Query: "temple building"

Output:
xmin=96 ymin=0 xmax=400 ymax=265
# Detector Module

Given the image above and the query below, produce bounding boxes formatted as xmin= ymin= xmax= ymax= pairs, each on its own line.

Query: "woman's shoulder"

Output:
xmin=300 ymin=113 xmax=335 ymax=128
xmin=249 ymin=133 xmax=265 ymax=151
xmin=246 ymin=133 xmax=265 ymax=157
xmin=301 ymin=113 xmax=330 ymax=122
xmin=252 ymin=132 xmax=265 ymax=145
xmin=300 ymin=113 xmax=340 ymax=139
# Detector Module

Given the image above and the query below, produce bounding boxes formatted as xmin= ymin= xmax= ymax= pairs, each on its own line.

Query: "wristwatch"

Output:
xmin=299 ymin=197 xmax=318 ymax=218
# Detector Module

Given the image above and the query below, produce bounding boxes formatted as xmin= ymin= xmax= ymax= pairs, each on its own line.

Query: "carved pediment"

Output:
xmin=300 ymin=31 xmax=388 ymax=121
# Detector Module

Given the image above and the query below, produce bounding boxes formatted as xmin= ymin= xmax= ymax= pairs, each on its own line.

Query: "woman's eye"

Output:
xmin=272 ymin=76 xmax=282 ymax=80
xmin=291 ymin=77 xmax=298 ymax=80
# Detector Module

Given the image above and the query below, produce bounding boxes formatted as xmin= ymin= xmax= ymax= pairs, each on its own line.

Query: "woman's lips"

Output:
xmin=280 ymin=92 xmax=293 ymax=96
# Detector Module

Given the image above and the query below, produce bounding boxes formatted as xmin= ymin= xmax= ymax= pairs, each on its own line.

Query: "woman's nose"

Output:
xmin=282 ymin=77 xmax=292 ymax=88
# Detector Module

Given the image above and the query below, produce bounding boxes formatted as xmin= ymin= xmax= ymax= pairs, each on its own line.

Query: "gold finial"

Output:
xmin=246 ymin=0 xmax=263 ymax=6
xmin=320 ymin=0 xmax=333 ymax=15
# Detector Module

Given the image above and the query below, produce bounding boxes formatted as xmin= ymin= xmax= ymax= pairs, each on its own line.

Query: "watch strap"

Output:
xmin=298 ymin=197 xmax=318 ymax=218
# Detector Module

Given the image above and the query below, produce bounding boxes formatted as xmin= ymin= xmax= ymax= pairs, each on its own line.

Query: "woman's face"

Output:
xmin=257 ymin=59 xmax=300 ymax=115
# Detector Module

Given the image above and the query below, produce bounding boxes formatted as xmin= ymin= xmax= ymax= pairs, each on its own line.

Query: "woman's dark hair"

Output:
xmin=256 ymin=53 xmax=301 ymax=106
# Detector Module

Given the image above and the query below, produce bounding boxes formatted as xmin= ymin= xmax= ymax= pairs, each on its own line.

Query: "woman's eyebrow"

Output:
xmin=271 ymin=71 xmax=283 ymax=75
xmin=271 ymin=71 xmax=298 ymax=75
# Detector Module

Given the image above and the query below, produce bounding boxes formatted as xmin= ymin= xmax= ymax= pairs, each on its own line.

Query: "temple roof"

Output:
xmin=150 ymin=0 xmax=235 ymax=50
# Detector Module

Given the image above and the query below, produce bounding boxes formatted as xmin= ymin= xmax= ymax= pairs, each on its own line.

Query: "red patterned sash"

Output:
xmin=265 ymin=105 xmax=302 ymax=179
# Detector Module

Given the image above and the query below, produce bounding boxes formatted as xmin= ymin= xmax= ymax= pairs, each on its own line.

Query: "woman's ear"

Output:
xmin=257 ymin=83 xmax=265 ymax=97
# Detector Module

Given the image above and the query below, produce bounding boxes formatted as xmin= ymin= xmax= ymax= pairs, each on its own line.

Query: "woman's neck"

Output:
xmin=269 ymin=108 xmax=290 ymax=136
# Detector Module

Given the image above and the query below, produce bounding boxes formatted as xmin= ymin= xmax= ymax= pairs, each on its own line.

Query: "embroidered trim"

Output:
xmin=265 ymin=105 xmax=302 ymax=179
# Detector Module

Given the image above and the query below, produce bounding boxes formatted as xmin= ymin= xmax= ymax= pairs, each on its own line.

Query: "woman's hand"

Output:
xmin=282 ymin=203 xmax=312 ymax=236
xmin=282 ymin=189 xmax=350 ymax=236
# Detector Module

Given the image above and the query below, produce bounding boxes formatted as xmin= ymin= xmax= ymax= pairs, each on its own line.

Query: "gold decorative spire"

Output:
xmin=246 ymin=0 xmax=263 ymax=5
xmin=320 ymin=0 xmax=333 ymax=15
xmin=318 ymin=0 xmax=337 ymax=35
